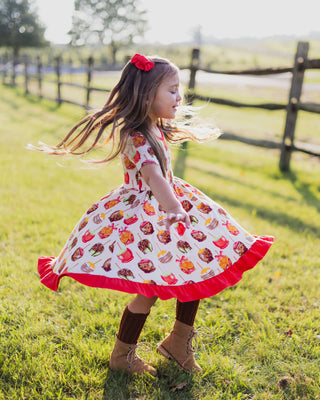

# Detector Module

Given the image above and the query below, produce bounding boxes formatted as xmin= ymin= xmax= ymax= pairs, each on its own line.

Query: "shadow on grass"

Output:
xmin=5 ymin=85 xmax=66 ymax=113
xmin=199 ymin=187 xmax=320 ymax=239
xmin=103 ymin=361 xmax=200 ymax=400
xmin=283 ymin=170 xmax=320 ymax=214
xmin=193 ymin=165 xmax=298 ymax=204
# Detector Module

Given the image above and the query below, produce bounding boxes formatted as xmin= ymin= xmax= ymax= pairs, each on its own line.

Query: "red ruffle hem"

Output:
xmin=38 ymin=235 xmax=273 ymax=302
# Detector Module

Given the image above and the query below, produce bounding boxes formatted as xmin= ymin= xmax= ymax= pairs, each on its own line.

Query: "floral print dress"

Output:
xmin=38 ymin=130 xmax=273 ymax=301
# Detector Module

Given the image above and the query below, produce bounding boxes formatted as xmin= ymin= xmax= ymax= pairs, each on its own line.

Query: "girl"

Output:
xmin=34 ymin=54 xmax=273 ymax=377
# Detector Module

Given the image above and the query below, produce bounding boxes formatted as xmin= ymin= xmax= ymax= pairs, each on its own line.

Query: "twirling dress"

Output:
xmin=38 ymin=130 xmax=273 ymax=301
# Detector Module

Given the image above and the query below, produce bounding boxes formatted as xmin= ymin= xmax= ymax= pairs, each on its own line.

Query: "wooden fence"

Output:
xmin=182 ymin=42 xmax=320 ymax=172
xmin=1 ymin=41 xmax=320 ymax=171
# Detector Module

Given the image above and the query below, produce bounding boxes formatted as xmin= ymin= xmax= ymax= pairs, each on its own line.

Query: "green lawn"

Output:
xmin=0 ymin=85 xmax=320 ymax=399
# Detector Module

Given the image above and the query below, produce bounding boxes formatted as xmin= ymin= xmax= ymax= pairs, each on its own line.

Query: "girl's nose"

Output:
xmin=177 ymin=92 xmax=182 ymax=102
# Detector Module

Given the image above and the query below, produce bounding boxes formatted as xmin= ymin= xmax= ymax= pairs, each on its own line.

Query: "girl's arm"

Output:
xmin=140 ymin=163 xmax=191 ymax=229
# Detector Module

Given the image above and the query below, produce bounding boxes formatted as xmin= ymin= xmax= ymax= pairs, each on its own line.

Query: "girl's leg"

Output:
xmin=117 ymin=295 xmax=157 ymax=344
xmin=110 ymin=294 xmax=158 ymax=376
xmin=176 ymin=299 xmax=200 ymax=326
xmin=128 ymin=294 xmax=158 ymax=314
xmin=157 ymin=299 xmax=202 ymax=373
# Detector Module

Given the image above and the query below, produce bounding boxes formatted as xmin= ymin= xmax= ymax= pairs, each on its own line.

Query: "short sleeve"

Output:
xmin=125 ymin=133 xmax=160 ymax=171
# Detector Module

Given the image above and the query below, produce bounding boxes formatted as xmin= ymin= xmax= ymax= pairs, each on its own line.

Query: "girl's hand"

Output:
xmin=164 ymin=206 xmax=191 ymax=230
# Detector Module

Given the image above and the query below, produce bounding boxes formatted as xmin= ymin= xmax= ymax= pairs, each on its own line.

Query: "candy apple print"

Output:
xmin=192 ymin=187 xmax=203 ymax=196
xmin=142 ymin=201 xmax=155 ymax=216
xmin=177 ymin=240 xmax=192 ymax=253
xmin=157 ymin=230 xmax=171 ymax=244
xmin=176 ymin=256 xmax=195 ymax=274
xmin=78 ymin=217 xmax=88 ymax=231
xmin=198 ymin=248 xmax=213 ymax=263
xmin=109 ymin=210 xmax=124 ymax=222
xmin=212 ymin=235 xmax=229 ymax=249
xmin=197 ymin=202 xmax=212 ymax=214
xmin=132 ymin=151 xmax=141 ymax=163
xmin=102 ymin=258 xmax=111 ymax=272
xmin=157 ymin=250 xmax=173 ymax=263
xmin=118 ymin=268 xmax=134 ymax=280
xmin=218 ymin=208 xmax=228 ymax=217
xmin=173 ymin=184 xmax=184 ymax=197
xmin=161 ymin=272 xmax=178 ymax=285
xmin=124 ymin=214 xmax=138 ymax=225
xmin=119 ymin=228 xmax=134 ymax=245
xmin=189 ymin=215 xmax=198 ymax=226
xmin=133 ymin=133 xmax=146 ymax=147
xmin=124 ymin=154 xmax=135 ymax=170
xmin=191 ymin=230 xmax=207 ymax=242
xmin=109 ymin=241 xmax=116 ymax=253
xmin=146 ymin=190 xmax=154 ymax=200
xmin=181 ymin=200 xmax=193 ymax=212
xmin=81 ymin=261 xmax=95 ymax=273
xmin=205 ymin=217 xmax=219 ymax=230
xmin=89 ymin=243 xmax=104 ymax=256
xmin=223 ymin=221 xmax=240 ymax=236
xmin=98 ymin=224 xmax=116 ymax=239
xmin=104 ymin=196 xmax=121 ymax=210
xmin=138 ymin=239 xmax=153 ymax=254
xmin=215 ymin=251 xmax=232 ymax=270
xmin=233 ymin=241 xmax=248 ymax=256
xmin=87 ymin=203 xmax=98 ymax=214
xmin=138 ymin=259 xmax=155 ymax=273
xmin=93 ymin=213 xmax=105 ymax=224
xmin=124 ymin=172 xmax=129 ymax=184
xmin=69 ymin=237 xmax=78 ymax=250
xmin=117 ymin=247 xmax=134 ymax=263
xmin=123 ymin=194 xmax=136 ymax=206
xmin=71 ymin=247 xmax=84 ymax=261
xmin=174 ymin=222 xmax=186 ymax=236
xmin=82 ymin=229 xmax=95 ymax=243
xmin=140 ymin=221 xmax=154 ymax=235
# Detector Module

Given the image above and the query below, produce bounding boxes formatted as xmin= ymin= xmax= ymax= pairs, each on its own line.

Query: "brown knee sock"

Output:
xmin=117 ymin=306 xmax=149 ymax=344
xmin=176 ymin=299 xmax=200 ymax=326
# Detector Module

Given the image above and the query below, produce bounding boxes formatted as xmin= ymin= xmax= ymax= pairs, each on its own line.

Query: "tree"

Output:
xmin=0 ymin=0 xmax=47 ymax=59
xmin=69 ymin=0 xmax=148 ymax=65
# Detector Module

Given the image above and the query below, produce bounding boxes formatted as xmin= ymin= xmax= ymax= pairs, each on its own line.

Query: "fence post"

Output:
xmin=2 ymin=60 xmax=7 ymax=85
xmin=24 ymin=55 xmax=29 ymax=94
xmin=37 ymin=55 xmax=42 ymax=98
xmin=174 ymin=48 xmax=200 ymax=178
xmin=11 ymin=52 xmax=17 ymax=86
xmin=185 ymin=47 xmax=200 ymax=105
xmin=279 ymin=41 xmax=309 ymax=171
xmin=86 ymin=56 xmax=94 ymax=109
xmin=55 ymin=56 xmax=62 ymax=106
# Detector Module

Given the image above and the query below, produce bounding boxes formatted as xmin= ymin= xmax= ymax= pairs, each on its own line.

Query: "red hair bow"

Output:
xmin=131 ymin=54 xmax=155 ymax=72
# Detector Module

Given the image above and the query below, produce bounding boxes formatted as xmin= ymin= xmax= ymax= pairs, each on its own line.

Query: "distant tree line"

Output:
xmin=0 ymin=0 xmax=147 ymax=65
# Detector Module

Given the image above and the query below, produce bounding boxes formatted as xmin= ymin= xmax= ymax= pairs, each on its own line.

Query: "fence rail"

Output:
xmin=1 ymin=41 xmax=320 ymax=171
xmin=183 ymin=43 xmax=320 ymax=172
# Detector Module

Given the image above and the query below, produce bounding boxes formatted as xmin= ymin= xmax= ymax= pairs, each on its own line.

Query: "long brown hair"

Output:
xmin=35 ymin=55 xmax=219 ymax=175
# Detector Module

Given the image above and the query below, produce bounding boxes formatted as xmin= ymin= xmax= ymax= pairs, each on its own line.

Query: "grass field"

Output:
xmin=0 ymin=84 xmax=320 ymax=399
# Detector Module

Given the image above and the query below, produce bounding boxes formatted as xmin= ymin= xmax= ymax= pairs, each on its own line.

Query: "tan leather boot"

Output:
xmin=157 ymin=320 xmax=202 ymax=373
xmin=109 ymin=338 xmax=157 ymax=376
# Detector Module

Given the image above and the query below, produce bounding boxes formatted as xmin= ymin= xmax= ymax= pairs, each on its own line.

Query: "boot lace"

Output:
xmin=183 ymin=327 xmax=212 ymax=367
xmin=127 ymin=342 xmax=152 ymax=368
xmin=186 ymin=326 xmax=212 ymax=351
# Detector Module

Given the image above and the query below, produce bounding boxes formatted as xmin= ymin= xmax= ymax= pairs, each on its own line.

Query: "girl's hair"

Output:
xmin=34 ymin=55 xmax=220 ymax=175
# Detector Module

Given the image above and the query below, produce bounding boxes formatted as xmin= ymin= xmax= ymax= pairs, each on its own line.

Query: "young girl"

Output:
xmin=35 ymin=54 xmax=273 ymax=377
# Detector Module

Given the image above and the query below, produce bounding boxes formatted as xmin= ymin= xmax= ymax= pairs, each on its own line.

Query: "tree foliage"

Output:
xmin=0 ymin=0 xmax=47 ymax=57
xmin=69 ymin=0 xmax=148 ymax=64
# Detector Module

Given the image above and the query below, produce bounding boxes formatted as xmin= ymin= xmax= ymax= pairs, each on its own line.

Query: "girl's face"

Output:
xmin=149 ymin=72 xmax=182 ymax=123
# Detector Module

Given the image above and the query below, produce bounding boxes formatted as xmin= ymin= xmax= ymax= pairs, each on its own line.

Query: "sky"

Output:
xmin=35 ymin=0 xmax=320 ymax=45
